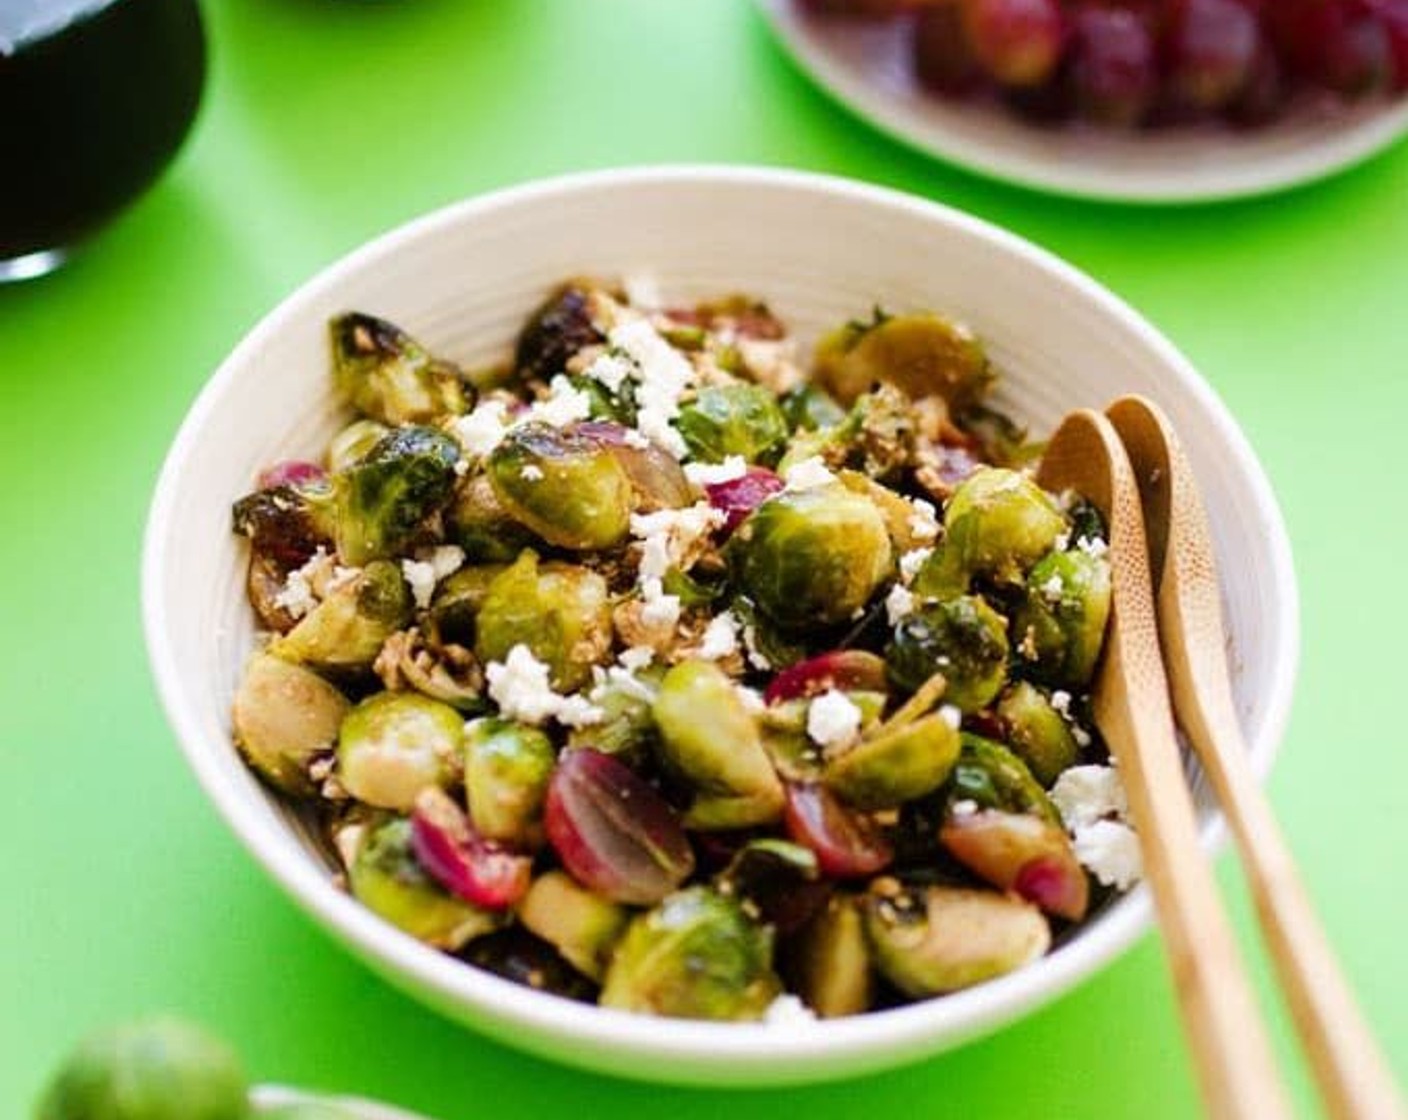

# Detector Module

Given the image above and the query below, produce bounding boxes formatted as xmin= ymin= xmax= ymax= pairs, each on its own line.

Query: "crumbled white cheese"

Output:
xmin=1048 ymin=690 xmax=1094 ymax=748
xmin=528 ymin=374 xmax=593 ymax=428
xmin=596 ymin=665 xmax=657 ymax=704
xmin=762 ymin=994 xmax=818 ymax=1027
xmin=609 ymin=317 xmax=694 ymax=458
xmin=519 ymin=464 xmax=544 ymax=482
xmin=907 ymin=498 xmax=940 ymax=542
xmin=1071 ymin=725 xmax=1093 ymax=748
xmin=697 ymin=610 xmax=741 ymax=660
xmin=401 ymin=545 xmax=466 ymax=610
xmin=1076 ymin=535 xmax=1109 ymax=559
xmin=485 ymin=644 xmax=604 ymax=727
xmin=807 ymin=689 xmax=863 ymax=750
xmin=885 ymin=583 xmax=915 ymax=625
xmin=1054 ymin=531 xmax=1072 ymax=553
xmin=742 ymin=624 xmax=772 ymax=671
xmin=630 ymin=502 xmax=725 ymax=583
xmin=782 ymin=455 xmax=837 ymax=491
xmin=584 ymin=351 xmax=633 ymax=395
xmin=1049 ymin=689 xmax=1073 ymax=717
xmin=683 ymin=455 xmax=749 ymax=489
xmin=939 ymin=704 xmax=962 ymax=730
xmin=449 ymin=399 xmax=510 ymax=458
xmin=638 ymin=577 xmax=682 ymax=628
xmin=951 ymin=798 xmax=979 ymax=817
xmin=1072 ymin=820 xmax=1142 ymax=890
xmin=274 ymin=556 xmax=321 ymax=620
xmin=898 ymin=547 xmax=933 ymax=584
xmin=618 ymin=646 xmax=655 ymax=672
xmin=1040 ymin=574 xmax=1065 ymax=602
xmin=1050 ymin=764 xmax=1129 ymax=830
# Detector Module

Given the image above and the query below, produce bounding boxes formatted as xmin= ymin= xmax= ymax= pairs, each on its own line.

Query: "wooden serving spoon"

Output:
xmin=1106 ymin=395 xmax=1406 ymax=1120
xmin=1038 ymin=409 xmax=1292 ymax=1120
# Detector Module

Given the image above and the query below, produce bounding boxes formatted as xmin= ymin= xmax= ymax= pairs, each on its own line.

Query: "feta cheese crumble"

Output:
xmin=638 ymin=577 xmax=682 ymax=628
xmin=1072 ymin=820 xmax=1142 ymax=890
xmin=807 ymin=689 xmax=863 ymax=750
xmin=885 ymin=583 xmax=915 ymax=625
xmin=939 ymin=704 xmax=962 ymax=730
xmin=401 ymin=545 xmax=466 ymax=610
xmin=898 ymin=547 xmax=933 ymax=584
xmin=1050 ymin=764 xmax=1129 ymax=830
xmin=1076 ymin=535 xmax=1109 ymax=559
xmin=629 ymin=502 xmax=726 ymax=584
xmin=484 ymin=644 xmax=604 ymax=728
xmin=584 ymin=351 xmax=633 ymax=395
xmin=683 ymin=455 xmax=749 ymax=489
xmin=782 ymin=456 xmax=837 ymax=491
xmin=907 ymin=497 xmax=940 ymax=541
xmin=609 ymin=317 xmax=695 ymax=458
xmin=762 ymin=994 xmax=818 ymax=1027
xmin=696 ymin=610 xmax=741 ymax=660
xmin=449 ymin=399 xmax=510 ymax=458
xmin=274 ymin=547 xmax=359 ymax=619
xmin=529 ymin=374 xmax=592 ymax=428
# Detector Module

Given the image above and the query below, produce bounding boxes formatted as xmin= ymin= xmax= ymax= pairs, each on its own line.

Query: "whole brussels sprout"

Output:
xmin=463 ymin=717 xmax=555 ymax=849
xmin=325 ymin=418 xmax=391 ymax=474
xmin=232 ymin=652 xmax=350 ymax=796
xmin=779 ymin=383 xmax=846 ymax=433
xmin=1011 ymin=548 xmax=1112 ymax=688
xmin=730 ymin=484 xmax=892 ymax=630
xmin=445 ymin=473 xmax=539 ymax=564
xmin=863 ymin=884 xmax=1050 ymax=996
xmin=36 ymin=1017 xmax=247 ymax=1120
xmin=675 ymin=383 xmax=789 ymax=465
xmin=813 ymin=310 xmax=992 ymax=408
xmin=270 ymin=560 xmax=412 ymax=674
xmin=348 ymin=817 xmax=499 ymax=950
xmin=947 ymin=734 xmax=1060 ymax=825
xmin=996 ymin=681 xmax=1080 ymax=786
xmin=330 ymin=312 xmax=469 ymax=426
xmin=516 ymin=281 xmax=606 ymax=382
xmin=487 ymin=423 xmax=633 ymax=551
xmin=885 ymin=595 xmax=1009 ymax=712
xmin=337 ymin=691 xmax=463 ymax=811
xmin=472 ymin=551 xmax=613 ymax=693
xmin=332 ymin=426 xmax=462 ymax=565
xmin=652 ymin=660 xmax=785 ymax=829
xmin=941 ymin=467 xmax=1066 ymax=584
xmin=519 ymin=870 xmax=631 ymax=983
xmin=600 ymin=886 xmax=782 ymax=1020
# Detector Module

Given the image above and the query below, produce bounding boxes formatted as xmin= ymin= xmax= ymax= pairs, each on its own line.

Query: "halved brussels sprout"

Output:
xmin=446 ymin=472 xmax=539 ymax=563
xmin=565 ymin=664 xmax=662 ymax=763
xmin=487 ymin=423 xmax=633 ymax=550
xmin=600 ymin=886 xmax=782 ymax=1021
xmin=348 ymin=817 xmax=499 ymax=950
xmin=675 ymin=383 xmax=789 ymax=465
xmin=463 ymin=717 xmax=555 ymax=849
xmin=789 ymin=893 xmax=872 ymax=1018
xmin=947 ymin=734 xmax=1060 ymax=825
xmin=717 ymin=838 xmax=828 ymax=935
xmin=813 ymin=310 xmax=992 ymax=408
xmin=863 ymin=884 xmax=1050 ymax=996
xmin=232 ymin=652 xmax=350 ymax=796
xmin=331 ymin=312 xmax=469 ymax=426
xmin=270 ymin=560 xmax=412 ymax=674
xmin=423 ymin=564 xmax=506 ymax=648
xmin=885 ymin=595 xmax=1009 ymax=711
xmin=232 ymin=478 xmax=337 ymax=571
xmin=337 ymin=691 xmax=462 ymax=811
xmin=472 ymin=551 xmax=613 ymax=693
xmin=653 ymin=660 xmax=785 ymax=829
xmin=516 ymin=281 xmax=606 ymax=382
xmin=730 ymin=485 xmax=892 ymax=630
xmin=519 ymin=870 xmax=631 ymax=983
xmin=996 ymin=681 xmax=1079 ymax=786
xmin=941 ymin=467 xmax=1066 ymax=584
xmin=1011 ymin=548 xmax=1113 ymax=688
xmin=825 ymin=710 xmax=961 ymax=810
xmin=333 ymin=426 xmax=462 ymax=565
xmin=326 ymin=417 xmax=391 ymax=473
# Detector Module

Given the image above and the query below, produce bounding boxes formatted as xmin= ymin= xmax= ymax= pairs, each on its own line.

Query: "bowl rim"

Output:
xmin=142 ymin=164 xmax=1300 ymax=1080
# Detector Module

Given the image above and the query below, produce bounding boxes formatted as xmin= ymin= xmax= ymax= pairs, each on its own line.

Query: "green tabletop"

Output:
xmin=2 ymin=2 xmax=1405 ymax=1116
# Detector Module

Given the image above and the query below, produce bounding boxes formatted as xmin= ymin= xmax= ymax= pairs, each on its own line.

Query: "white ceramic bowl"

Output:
xmin=143 ymin=166 xmax=1298 ymax=1086
xmin=251 ymin=1085 xmax=433 ymax=1119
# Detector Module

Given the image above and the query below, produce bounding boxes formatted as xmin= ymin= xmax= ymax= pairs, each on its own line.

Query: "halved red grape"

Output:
xmin=1371 ymin=0 xmax=1408 ymax=89
xmin=961 ymin=0 xmax=1067 ymax=87
xmin=704 ymin=467 xmax=784 ymax=534
xmin=1165 ymin=0 xmax=1261 ymax=110
xmin=1321 ymin=10 xmax=1394 ymax=96
xmin=1227 ymin=41 xmax=1287 ymax=126
xmin=257 ymin=460 xmax=327 ymax=491
xmin=577 ymin=420 xmax=694 ymax=510
xmin=1068 ymin=7 xmax=1159 ymax=127
xmin=410 ymin=787 xmax=532 ymax=911
xmin=939 ymin=808 xmax=1088 ymax=921
xmin=783 ymin=782 xmax=894 ymax=879
xmin=545 ymin=749 xmax=695 ymax=905
xmin=914 ymin=5 xmax=983 ymax=94
xmin=764 ymin=649 xmax=889 ymax=705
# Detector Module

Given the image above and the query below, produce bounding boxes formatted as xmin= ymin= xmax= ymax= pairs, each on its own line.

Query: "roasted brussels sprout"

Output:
xmin=813 ymin=310 xmax=992 ymax=408
xmin=36 ymin=1017 xmax=248 ymax=1120
xmin=730 ymin=485 xmax=892 ymax=630
xmin=996 ymin=681 xmax=1080 ymax=786
xmin=947 ymin=734 xmax=1060 ymax=825
xmin=232 ymin=652 xmax=350 ymax=796
xmin=347 ymin=817 xmax=500 ymax=949
xmin=487 ymin=423 xmax=633 ymax=550
xmin=824 ymin=705 xmax=961 ymax=810
xmin=463 ymin=717 xmax=555 ymax=849
xmin=232 ymin=477 xmax=337 ymax=570
xmin=885 ymin=595 xmax=1009 ymax=711
xmin=717 ymin=838 xmax=828 ymax=935
xmin=326 ymin=417 xmax=391 ymax=472
xmin=941 ymin=467 xmax=1066 ymax=583
xmin=1011 ymin=548 xmax=1112 ymax=688
xmin=516 ymin=282 xmax=606 ymax=382
xmin=600 ymin=886 xmax=782 ymax=1020
xmin=333 ymin=426 xmax=462 ymax=565
xmin=823 ymin=384 xmax=917 ymax=482
xmin=675 ymin=383 xmax=789 ymax=465
xmin=472 ymin=551 xmax=613 ymax=693
xmin=564 ymin=665 xmax=661 ymax=763
xmin=519 ymin=870 xmax=631 ymax=982
xmin=446 ymin=472 xmax=539 ymax=563
xmin=270 ymin=560 xmax=413 ymax=674
xmin=423 ymin=564 xmax=505 ymax=647
xmin=789 ymin=893 xmax=872 ymax=1018
xmin=331 ymin=312 xmax=469 ymax=426
xmin=337 ymin=691 xmax=463 ymax=811
xmin=863 ymin=884 xmax=1049 ymax=996
xmin=653 ymin=660 xmax=785 ymax=829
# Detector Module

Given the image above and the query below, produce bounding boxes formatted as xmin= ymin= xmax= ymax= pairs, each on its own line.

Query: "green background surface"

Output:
xmin=2 ymin=2 xmax=1405 ymax=1116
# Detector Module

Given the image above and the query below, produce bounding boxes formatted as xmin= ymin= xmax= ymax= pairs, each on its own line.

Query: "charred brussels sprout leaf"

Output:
xmin=789 ymin=893 xmax=873 ymax=1018
xmin=232 ymin=652 xmax=350 ymax=796
xmin=487 ymin=423 xmax=633 ymax=551
xmin=337 ymin=691 xmax=463 ymax=811
xmin=1011 ymin=548 xmax=1112 ymax=688
xmin=814 ymin=310 xmax=993 ymax=409
xmin=516 ymin=282 xmax=606 ymax=382
xmin=730 ymin=485 xmax=892 ymax=631
xmin=331 ymin=312 xmax=469 ymax=426
xmin=825 ymin=711 xmax=961 ymax=810
xmin=270 ymin=560 xmax=412 ymax=673
xmin=885 ymin=595 xmax=1009 ymax=712
xmin=472 ymin=551 xmax=613 ymax=693
xmin=675 ymin=383 xmax=789 ymax=465
xmin=600 ymin=886 xmax=782 ymax=1020
xmin=333 ymin=426 xmax=461 ymax=565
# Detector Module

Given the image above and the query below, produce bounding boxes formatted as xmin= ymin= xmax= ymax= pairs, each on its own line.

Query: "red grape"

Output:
xmin=1165 ymin=0 xmax=1261 ymax=110
xmin=783 ymin=782 xmax=893 ymax=879
xmin=1228 ymin=41 xmax=1288 ymax=126
xmin=1068 ymin=7 xmax=1159 ymax=126
xmin=763 ymin=649 xmax=889 ymax=705
xmin=961 ymin=0 xmax=1067 ymax=87
xmin=704 ymin=467 xmax=784 ymax=533
xmin=1321 ymin=10 xmax=1395 ymax=96
xmin=410 ymin=788 xmax=532 ymax=911
xmin=1373 ymin=0 xmax=1408 ymax=88
xmin=914 ymin=4 xmax=983 ymax=94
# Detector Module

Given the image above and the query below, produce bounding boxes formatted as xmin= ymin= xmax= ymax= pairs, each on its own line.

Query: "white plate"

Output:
xmin=757 ymin=0 xmax=1408 ymax=203
xmin=251 ymin=1084 xmax=434 ymax=1119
